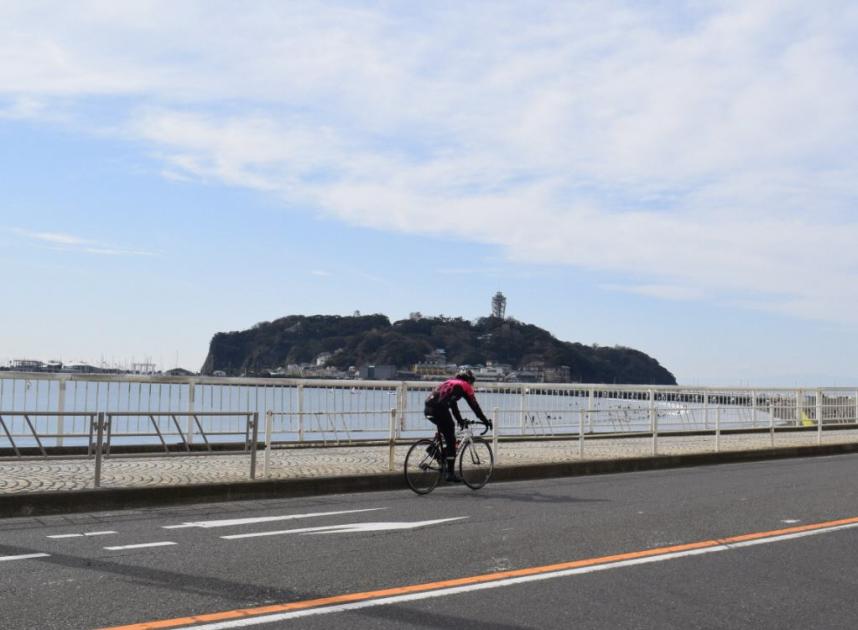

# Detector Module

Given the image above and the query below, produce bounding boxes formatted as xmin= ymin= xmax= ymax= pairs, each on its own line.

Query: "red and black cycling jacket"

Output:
xmin=424 ymin=378 xmax=489 ymax=424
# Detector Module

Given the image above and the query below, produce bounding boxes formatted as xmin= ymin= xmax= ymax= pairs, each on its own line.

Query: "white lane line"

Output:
xmin=47 ymin=531 xmax=118 ymax=539
xmin=164 ymin=508 xmax=386 ymax=529
xmin=0 ymin=553 xmax=51 ymax=562
xmin=221 ymin=517 xmax=468 ymax=540
xmin=104 ymin=542 xmax=177 ymax=551
xmin=727 ymin=523 xmax=858 ymax=548
xmin=194 ymin=551 xmax=726 ymax=629
xmin=187 ymin=520 xmax=858 ymax=629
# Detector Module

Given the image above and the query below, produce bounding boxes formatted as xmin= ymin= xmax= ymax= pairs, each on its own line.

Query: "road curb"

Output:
xmin=3 ymin=441 xmax=858 ymax=518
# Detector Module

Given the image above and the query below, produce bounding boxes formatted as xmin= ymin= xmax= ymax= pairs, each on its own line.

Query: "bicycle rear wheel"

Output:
xmin=458 ymin=438 xmax=494 ymax=490
xmin=404 ymin=439 xmax=443 ymax=494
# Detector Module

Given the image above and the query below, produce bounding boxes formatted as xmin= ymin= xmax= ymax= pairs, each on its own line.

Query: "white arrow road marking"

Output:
xmin=47 ymin=531 xmax=117 ymax=539
xmin=0 ymin=553 xmax=50 ymax=562
xmin=104 ymin=542 xmax=177 ymax=551
xmin=164 ymin=508 xmax=386 ymax=529
xmin=221 ymin=517 xmax=468 ymax=540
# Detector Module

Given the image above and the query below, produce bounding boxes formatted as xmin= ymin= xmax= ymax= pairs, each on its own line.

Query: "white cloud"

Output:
xmin=2 ymin=1 xmax=858 ymax=321
xmin=604 ymin=284 xmax=707 ymax=302
xmin=81 ymin=247 xmax=155 ymax=257
xmin=436 ymin=268 xmax=504 ymax=276
xmin=0 ymin=96 xmax=48 ymax=120
xmin=14 ymin=229 xmax=89 ymax=246
xmin=11 ymin=228 xmax=155 ymax=256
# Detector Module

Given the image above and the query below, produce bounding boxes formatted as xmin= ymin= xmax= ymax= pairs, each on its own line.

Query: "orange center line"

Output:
xmin=99 ymin=514 xmax=858 ymax=630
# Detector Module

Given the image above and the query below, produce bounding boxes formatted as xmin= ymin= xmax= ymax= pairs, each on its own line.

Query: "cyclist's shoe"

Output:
xmin=444 ymin=459 xmax=462 ymax=483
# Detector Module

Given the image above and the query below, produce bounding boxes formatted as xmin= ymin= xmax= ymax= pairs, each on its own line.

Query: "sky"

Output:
xmin=2 ymin=0 xmax=858 ymax=386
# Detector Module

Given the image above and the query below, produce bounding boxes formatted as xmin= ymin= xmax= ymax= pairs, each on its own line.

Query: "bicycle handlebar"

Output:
xmin=460 ymin=418 xmax=492 ymax=436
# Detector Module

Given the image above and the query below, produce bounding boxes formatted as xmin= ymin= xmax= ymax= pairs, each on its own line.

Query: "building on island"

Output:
xmin=412 ymin=348 xmax=458 ymax=380
xmin=61 ymin=362 xmax=102 ymax=374
xmin=314 ymin=352 xmax=333 ymax=367
xmin=474 ymin=362 xmax=512 ymax=381
xmin=358 ymin=365 xmax=397 ymax=380
xmin=10 ymin=359 xmax=46 ymax=371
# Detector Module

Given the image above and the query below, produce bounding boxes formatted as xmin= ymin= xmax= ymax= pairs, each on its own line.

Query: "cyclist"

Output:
xmin=424 ymin=368 xmax=492 ymax=482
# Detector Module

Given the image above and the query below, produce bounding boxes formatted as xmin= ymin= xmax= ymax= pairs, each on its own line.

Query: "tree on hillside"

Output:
xmin=200 ymin=313 xmax=677 ymax=384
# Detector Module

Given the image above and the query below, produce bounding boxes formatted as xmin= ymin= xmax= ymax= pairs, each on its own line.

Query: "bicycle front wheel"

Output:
xmin=458 ymin=438 xmax=494 ymax=490
xmin=404 ymin=439 xmax=443 ymax=495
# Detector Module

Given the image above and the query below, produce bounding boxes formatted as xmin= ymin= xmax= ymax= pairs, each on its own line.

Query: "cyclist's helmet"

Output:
xmin=455 ymin=369 xmax=476 ymax=384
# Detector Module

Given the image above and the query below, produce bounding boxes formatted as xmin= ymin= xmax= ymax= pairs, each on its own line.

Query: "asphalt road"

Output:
xmin=3 ymin=453 xmax=858 ymax=629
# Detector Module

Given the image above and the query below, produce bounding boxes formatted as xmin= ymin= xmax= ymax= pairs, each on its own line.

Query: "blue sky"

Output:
xmin=2 ymin=1 xmax=858 ymax=385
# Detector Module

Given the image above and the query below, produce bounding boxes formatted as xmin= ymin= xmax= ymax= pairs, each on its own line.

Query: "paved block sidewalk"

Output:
xmin=2 ymin=430 xmax=857 ymax=495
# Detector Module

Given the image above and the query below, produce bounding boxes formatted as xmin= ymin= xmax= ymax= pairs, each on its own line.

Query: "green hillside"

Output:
xmin=201 ymin=314 xmax=676 ymax=384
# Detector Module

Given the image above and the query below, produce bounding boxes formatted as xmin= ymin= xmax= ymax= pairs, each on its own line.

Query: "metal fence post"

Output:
xmin=187 ymin=381 xmax=196 ymax=445
xmin=94 ymin=412 xmax=105 ymax=488
xmin=855 ymin=390 xmax=858 ymax=424
xmin=795 ymin=389 xmax=802 ymax=426
xmin=578 ymin=409 xmax=585 ymax=459
xmin=751 ymin=390 xmax=757 ymax=428
xmin=704 ymin=391 xmax=709 ymax=430
xmin=769 ymin=403 xmax=775 ymax=447
xmin=249 ymin=412 xmax=259 ymax=480
xmin=588 ymin=388 xmax=595 ymax=433
xmin=388 ymin=408 xmax=397 ymax=471
xmin=492 ymin=407 xmax=499 ymax=464
xmin=816 ymin=389 xmax=823 ymax=445
xmin=298 ymin=384 xmax=305 ymax=443
xmin=57 ymin=379 xmax=66 ymax=448
xmin=519 ymin=386 xmax=526 ymax=435
xmin=649 ymin=390 xmax=657 ymax=456
xmin=264 ymin=410 xmax=273 ymax=478
xmin=715 ymin=400 xmax=721 ymax=453
xmin=397 ymin=382 xmax=407 ymax=428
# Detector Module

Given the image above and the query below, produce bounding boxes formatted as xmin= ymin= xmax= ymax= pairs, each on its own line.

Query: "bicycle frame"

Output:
xmin=433 ymin=420 xmax=485 ymax=458
xmin=405 ymin=417 xmax=492 ymax=494
xmin=456 ymin=425 xmax=476 ymax=451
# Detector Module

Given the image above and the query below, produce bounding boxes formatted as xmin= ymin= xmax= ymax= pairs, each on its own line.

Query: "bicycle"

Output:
xmin=404 ymin=418 xmax=494 ymax=494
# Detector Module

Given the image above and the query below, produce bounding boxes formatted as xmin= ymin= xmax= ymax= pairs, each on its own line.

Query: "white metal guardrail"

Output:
xmin=102 ymin=411 xmax=259 ymax=455
xmin=0 ymin=411 xmax=98 ymax=457
xmin=3 ymin=372 xmax=858 ymax=460
xmin=0 ymin=410 xmax=259 ymax=487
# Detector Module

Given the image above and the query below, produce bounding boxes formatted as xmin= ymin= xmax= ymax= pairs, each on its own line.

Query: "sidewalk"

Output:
xmin=2 ymin=431 xmax=858 ymax=517
xmin=4 ymin=430 xmax=858 ymax=495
